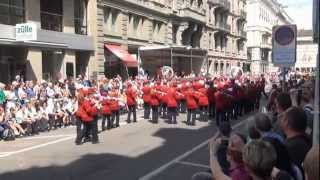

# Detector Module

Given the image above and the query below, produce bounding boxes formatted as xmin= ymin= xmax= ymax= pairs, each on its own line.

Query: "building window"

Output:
xmin=208 ymin=33 xmax=212 ymax=49
xmin=104 ymin=8 xmax=111 ymax=32
xmin=104 ymin=8 xmax=120 ymax=35
xmin=208 ymin=5 xmax=212 ymax=23
xmin=214 ymin=34 xmax=219 ymax=49
xmin=172 ymin=24 xmax=178 ymax=44
xmin=0 ymin=0 xmax=25 ymax=25
xmin=74 ymin=0 xmax=88 ymax=35
xmin=111 ymin=10 xmax=119 ymax=32
xmin=153 ymin=20 xmax=164 ymax=42
xmin=133 ymin=16 xmax=140 ymax=36
xmin=197 ymin=0 xmax=203 ymax=8
xmin=40 ymin=0 xmax=63 ymax=32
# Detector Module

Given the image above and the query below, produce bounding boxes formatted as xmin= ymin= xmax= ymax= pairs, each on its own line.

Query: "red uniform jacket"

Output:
xmin=126 ymin=87 xmax=136 ymax=106
xmin=109 ymin=91 xmax=120 ymax=111
xmin=142 ymin=86 xmax=151 ymax=104
xmin=196 ymin=88 xmax=209 ymax=106
xmin=176 ymin=90 xmax=185 ymax=101
xmin=76 ymin=99 xmax=98 ymax=122
xmin=150 ymin=90 xmax=160 ymax=106
xmin=160 ymin=85 xmax=168 ymax=104
xmin=101 ymin=99 xmax=111 ymax=115
xmin=181 ymin=83 xmax=188 ymax=100
xmin=166 ymin=87 xmax=178 ymax=108
xmin=186 ymin=88 xmax=198 ymax=109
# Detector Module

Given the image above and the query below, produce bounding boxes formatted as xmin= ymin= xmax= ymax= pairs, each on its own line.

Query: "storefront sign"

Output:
xmin=15 ymin=23 xmax=37 ymax=41
xmin=272 ymin=25 xmax=297 ymax=67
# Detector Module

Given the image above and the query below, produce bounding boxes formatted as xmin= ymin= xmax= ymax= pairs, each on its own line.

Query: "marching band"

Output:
xmin=74 ymin=74 xmax=266 ymax=145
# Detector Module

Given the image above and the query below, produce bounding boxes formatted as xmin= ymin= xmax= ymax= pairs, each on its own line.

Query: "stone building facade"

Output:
xmin=246 ymin=0 xmax=292 ymax=75
xmin=295 ymin=30 xmax=318 ymax=73
xmin=96 ymin=0 xmax=248 ymax=77
xmin=0 ymin=0 xmax=97 ymax=83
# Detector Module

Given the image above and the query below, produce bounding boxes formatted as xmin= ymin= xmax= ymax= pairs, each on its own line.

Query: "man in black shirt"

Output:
xmin=280 ymin=106 xmax=312 ymax=166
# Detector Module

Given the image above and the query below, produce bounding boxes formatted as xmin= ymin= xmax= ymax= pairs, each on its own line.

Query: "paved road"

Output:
xmin=0 ymin=106 xmax=257 ymax=180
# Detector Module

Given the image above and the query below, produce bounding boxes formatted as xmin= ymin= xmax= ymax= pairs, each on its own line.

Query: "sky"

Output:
xmin=278 ymin=0 xmax=313 ymax=30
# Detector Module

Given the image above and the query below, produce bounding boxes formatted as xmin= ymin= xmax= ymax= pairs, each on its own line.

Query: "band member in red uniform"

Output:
xmin=142 ymin=81 xmax=151 ymax=119
xmin=186 ymin=85 xmax=198 ymax=125
xmin=166 ymin=83 xmax=178 ymax=124
xmin=109 ymin=86 xmax=120 ymax=128
xmin=75 ymin=88 xmax=99 ymax=144
xmin=126 ymin=82 xmax=137 ymax=123
xmin=160 ymin=82 xmax=168 ymax=119
xmin=195 ymin=86 xmax=209 ymax=122
xmin=150 ymin=86 xmax=160 ymax=123
xmin=101 ymin=96 xmax=112 ymax=131
xmin=75 ymin=89 xmax=86 ymax=145
xmin=179 ymin=81 xmax=188 ymax=113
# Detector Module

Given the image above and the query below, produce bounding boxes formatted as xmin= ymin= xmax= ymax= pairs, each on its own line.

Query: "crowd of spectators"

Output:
xmin=0 ymin=75 xmax=139 ymax=141
xmin=192 ymin=75 xmax=318 ymax=180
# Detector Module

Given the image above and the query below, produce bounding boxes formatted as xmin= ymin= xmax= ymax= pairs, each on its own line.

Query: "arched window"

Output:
xmin=197 ymin=0 xmax=203 ymax=8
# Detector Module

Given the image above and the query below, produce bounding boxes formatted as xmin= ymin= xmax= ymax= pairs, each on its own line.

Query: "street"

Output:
xmin=0 ymin=108 xmax=253 ymax=180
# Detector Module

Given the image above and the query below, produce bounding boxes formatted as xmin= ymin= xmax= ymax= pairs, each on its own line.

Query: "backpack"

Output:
xmin=2 ymin=128 xmax=15 ymax=141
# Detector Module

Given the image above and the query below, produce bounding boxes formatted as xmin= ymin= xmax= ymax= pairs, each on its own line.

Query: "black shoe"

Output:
xmin=92 ymin=140 xmax=99 ymax=144
xmin=133 ymin=120 xmax=137 ymax=123
xmin=127 ymin=120 xmax=131 ymax=124
xmin=75 ymin=141 xmax=82 ymax=145
xmin=84 ymin=137 xmax=91 ymax=143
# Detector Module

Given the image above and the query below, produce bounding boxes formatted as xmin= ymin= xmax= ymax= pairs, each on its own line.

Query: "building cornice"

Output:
xmin=98 ymin=0 xmax=170 ymax=22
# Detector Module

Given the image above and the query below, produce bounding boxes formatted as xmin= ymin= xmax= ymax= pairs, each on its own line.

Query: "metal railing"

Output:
xmin=215 ymin=22 xmax=230 ymax=32
xmin=0 ymin=3 xmax=25 ymax=25
xmin=40 ymin=11 xmax=63 ymax=32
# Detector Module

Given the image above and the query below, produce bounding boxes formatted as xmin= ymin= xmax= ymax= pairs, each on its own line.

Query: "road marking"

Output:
xmin=139 ymin=119 xmax=247 ymax=180
xmin=0 ymin=115 xmax=145 ymax=158
xmin=21 ymin=134 xmax=75 ymax=140
xmin=176 ymin=161 xmax=210 ymax=169
xmin=0 ymin=136 xmax=75 ymax=158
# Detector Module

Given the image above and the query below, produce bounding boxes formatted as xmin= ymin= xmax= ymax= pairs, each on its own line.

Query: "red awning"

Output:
xmin=105 ymin=44 xmax=138 ymax=67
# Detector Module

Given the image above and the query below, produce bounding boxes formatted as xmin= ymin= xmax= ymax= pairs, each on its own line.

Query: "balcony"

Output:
xmin=208 ymin=0 xmax=230 ymax=11
xmin=239 ymin=10 xmax=247 ymax=20
xmin=178 ymin=7 xmax=206 ymax=23
xmin=214 ymin=22 xmax=230 ymax=33
xmin=41 ymin=11 xmax=62 ymax=32
xmin=260 ymin=42 xmax=272 ymax=49
xmin=236 ymin=30 xmax=246 ymax=39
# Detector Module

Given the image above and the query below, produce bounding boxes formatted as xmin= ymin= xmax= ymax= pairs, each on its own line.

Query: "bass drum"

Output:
xmin=230 ymin=66 xmax=243 ymax=79
xmin=161 ymin=66 xmax=174 ymax=80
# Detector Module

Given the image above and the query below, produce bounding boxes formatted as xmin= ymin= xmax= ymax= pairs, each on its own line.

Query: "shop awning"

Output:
xmin=105 ymin=44 xmax=138 ymax=67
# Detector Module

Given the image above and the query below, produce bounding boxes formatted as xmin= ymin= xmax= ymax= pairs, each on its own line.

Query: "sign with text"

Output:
xmin=15 ymin=23 xmax=37 ymax=41
xmin=272 ymin=24 xmax=297 ymax=67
